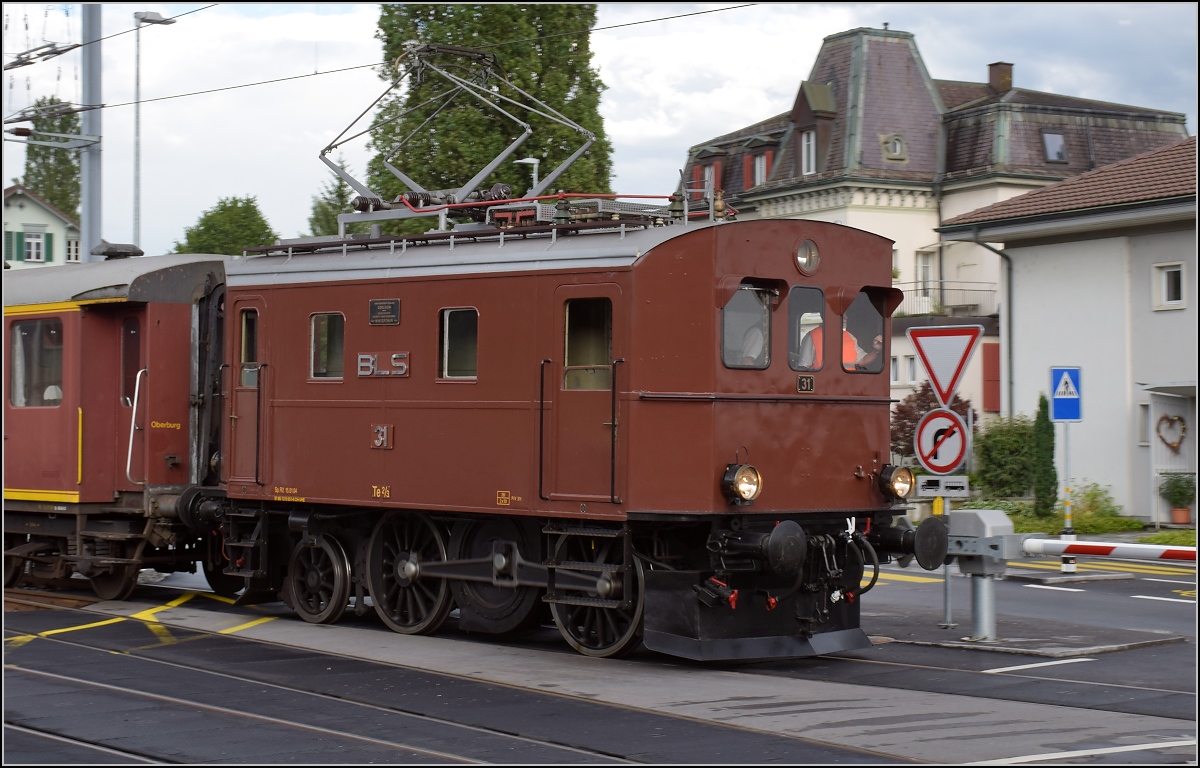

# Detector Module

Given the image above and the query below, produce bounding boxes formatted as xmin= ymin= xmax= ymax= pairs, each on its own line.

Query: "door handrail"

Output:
xmin=125 ymin=368 xmax=148 ymax=486
xmin=610 ymin=358 xmax=624 ymax=504
xmin=538 ymin=359 xmax=550 ymax=500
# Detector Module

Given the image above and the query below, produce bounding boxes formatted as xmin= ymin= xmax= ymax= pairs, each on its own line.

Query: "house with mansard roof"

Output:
xmin=938 ymin=137 xmax=1196 ymax=522
xmin=683 ymin=26 xmax=1189 ymax=425
xmin=3 ymin=184 xmax=82 ymax=269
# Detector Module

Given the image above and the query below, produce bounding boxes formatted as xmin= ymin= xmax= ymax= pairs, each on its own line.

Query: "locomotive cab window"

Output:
xmin=842 ymin=291 xmax=885 ymax=374
xmin=787 ymin=286 xmax=824 ymax=371
xmin=310 ymin=313 xmax=345 ymax=379
xmin=240 ymin=309 xmax=259 ymax=387
xmin=723 ymin=282 xmax=772 ymax=369
xmin=121 ymin=318 xmax=140 ymax=405
xmin=439 ymin=308 xmax=478 ymax=379
xmin=9 ymin=318 xmax=63 ymax=407
xmin=564 ymin=298 xmax=611 ymax=390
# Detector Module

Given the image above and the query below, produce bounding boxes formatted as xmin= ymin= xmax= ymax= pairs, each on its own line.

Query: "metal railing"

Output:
xmin=893 ymin=280 xmax=997 ymax=317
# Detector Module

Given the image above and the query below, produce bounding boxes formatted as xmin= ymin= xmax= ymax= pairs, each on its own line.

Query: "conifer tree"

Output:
xmin=1033 ymin=394 xmax=1058 ymax=516
xmin=22 ymin=96 xmax=81 ymax=219
xmin=175 ymin=196 xmax=278 ymax=255
xmin=368 ymin=5 xmax=613 ymax=234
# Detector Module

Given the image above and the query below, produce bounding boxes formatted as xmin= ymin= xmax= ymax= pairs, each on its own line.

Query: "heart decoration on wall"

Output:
xmin=1156 ymin=415 xmax=1186 ymax=454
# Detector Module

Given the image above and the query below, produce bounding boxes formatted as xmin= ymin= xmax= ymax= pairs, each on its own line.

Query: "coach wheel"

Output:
xmin=4 ymin=533 xmax=27 ymax=588
xmin=288 ymin=534 xmax=352 ymax=625
xmin=449 ymin=518 xmax=547 ymax=635
xmin=202 ymin=531 xmax=244 ymax=598
xmin=91 ymin=552 xmax=139 ymax=602
xmin=549 ymin=535 xmax=645 ymax=658
xmin=367 ymin=512 xmax=453 ymax=635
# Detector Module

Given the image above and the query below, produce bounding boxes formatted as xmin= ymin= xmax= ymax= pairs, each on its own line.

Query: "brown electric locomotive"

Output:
xmin=3 ymin=44 xmax=947 ymax=660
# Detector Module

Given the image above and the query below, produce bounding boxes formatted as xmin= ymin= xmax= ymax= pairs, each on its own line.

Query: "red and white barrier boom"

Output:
xmin=1022 ymin=539 xmax=1196 ymax=563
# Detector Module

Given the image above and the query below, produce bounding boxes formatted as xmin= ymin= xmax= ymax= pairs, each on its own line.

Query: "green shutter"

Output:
xmin=3 ymin=231 xmax=11 ymax=261
xmin=14 ymin=232 xmax=24 ymax=261
xmin=44 ymin=232 xmax=54 ymax=263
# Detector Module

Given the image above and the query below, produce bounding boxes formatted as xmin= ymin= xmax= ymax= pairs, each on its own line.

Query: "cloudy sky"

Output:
xmin=3 ymin=3 xmax=1195 ymax=257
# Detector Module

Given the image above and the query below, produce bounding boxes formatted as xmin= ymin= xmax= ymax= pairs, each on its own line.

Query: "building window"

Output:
xmin=1043 ymin=133 xmax=1067 ymax=163
xmin=1153 ymin=262 xmax=1185 ymax=310
xmin=703 ymin=163 xmax=714 ymax=193
xmin=881 ymin=133 xmax=907 ymax=161
xmin=890 ymin=356 xmax=900 ymax=384
xmin=10 ymin=318 xmax=63 ymax=407
xmin=66 ymin=238 xmax=80 ymax=262
xmin=1138 ymin=403 xmax=1151 ymax=446
xmin=310 ymin=313 xmax=345 ymax=379
xmin=916 ymin=250 xmax=934 ymax=296
xmin=23 ymin=231 xmax=44 ymax=262
xmin=753 ymin=154 xmax=768 ymax=186
xmin=906 ymin=355 xmax=917 ymax=383
xmin=439 ymin=308 xmax=478 ymax=379
xmin=800 ymin=130 xmax=816 ymax=175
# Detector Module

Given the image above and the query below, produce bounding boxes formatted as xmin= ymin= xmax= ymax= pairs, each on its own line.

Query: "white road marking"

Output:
xmin=981 ymin=658 xmax=1095 ymax=675
xmin=967 ymin=738 xmax=1197 ymax=764
xmin=1021 ymin=584 xmax=1084 ymax=592
xmin=1131 ymin=595 xmax=1196 ymax=604
xmin=1141 ymin=577 xmax=1197 ymax=585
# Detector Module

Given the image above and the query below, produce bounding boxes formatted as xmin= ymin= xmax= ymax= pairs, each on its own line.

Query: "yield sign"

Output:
xmin=906 ymin=325 xmax=984 ymax=407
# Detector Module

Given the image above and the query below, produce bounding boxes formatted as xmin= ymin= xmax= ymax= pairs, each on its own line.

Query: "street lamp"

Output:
xmin=514 ymin=157 xmax=539 ymax=195
xmin=133 ymin=11 xmax=175 ymax=248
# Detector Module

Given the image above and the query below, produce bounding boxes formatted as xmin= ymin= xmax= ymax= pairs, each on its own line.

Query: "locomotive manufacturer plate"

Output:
xmin=369 ymin=299 xmax=400 ymax=325
xmin=797 ymin=375 xmax=815 ymax=393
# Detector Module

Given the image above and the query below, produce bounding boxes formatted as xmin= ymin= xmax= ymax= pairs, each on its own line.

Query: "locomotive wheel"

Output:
xmin=449 ymin=518 xmax=547 ymax=635
xmin=288 ymin=534 xmax=352 ymax=625
xmin=549 ymin=536 xmax=645 ymax=658
xmin=4 ymin=533 xmax=27 ymax=588
xmin=91 ymin=564 xmax=139 ymax=601
xmin=367 ymin=512 xmax=453 ymax=635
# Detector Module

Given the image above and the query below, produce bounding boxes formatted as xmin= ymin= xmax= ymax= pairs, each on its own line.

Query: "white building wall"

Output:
xmin=3 ymin=190 xmax=78 ymax=267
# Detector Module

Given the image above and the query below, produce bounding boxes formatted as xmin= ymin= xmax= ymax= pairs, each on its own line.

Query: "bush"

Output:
xmin=1060 ymin=481 xmax=1123 ymax=518
xmin=973 ymin=416 xmax=1035 ymax=499
xmin=1139 ymin=529 xmax=1196 ymax=546
xmin=968 ymin=484 xmax=1144 ymax=535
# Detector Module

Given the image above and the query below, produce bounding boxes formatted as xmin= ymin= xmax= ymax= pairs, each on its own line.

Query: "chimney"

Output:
xmin=988 ymin=62 xmax=1013 ymax=93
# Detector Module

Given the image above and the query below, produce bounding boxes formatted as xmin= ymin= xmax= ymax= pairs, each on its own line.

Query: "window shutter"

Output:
xmin=44 ymin=232 xmax=54 ymax=263
xmin=743 ymin=156 xmax=753 ymax=190
xmin=15 ymin=232 xmax=24 ymax=261
xmin=713 ymin=161 xmax=723 ymax=192
xmin=691 ymin=164 xmax=702 ymax=200
xmin=765 ymin=150 xmax=774 ymax=178
xmin=983 ymin=342 xmax=1000 ymax=412
xmin=4 ymin=231 xmax=12 ymax=260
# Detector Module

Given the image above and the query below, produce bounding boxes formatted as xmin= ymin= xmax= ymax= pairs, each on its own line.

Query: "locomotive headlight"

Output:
xmin=722 ymin=463 xmax=763 ymax=504
xmin=879 ymin=464 xmax=914 ymax=499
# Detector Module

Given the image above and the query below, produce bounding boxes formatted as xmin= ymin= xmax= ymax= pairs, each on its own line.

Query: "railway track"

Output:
xmin=4 ymin=587 xmax=102 ymax=611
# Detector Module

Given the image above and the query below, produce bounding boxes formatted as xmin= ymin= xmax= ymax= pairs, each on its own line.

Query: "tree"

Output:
xmin=890 ymin=380 xmax=977 ymax=461
xmin=308 ymin=157 xmax=367 ymax=237
xmin=368 ymin=5 xmax=614 ymax=235
xmin=175 ymin=196 xmax=278 ymax=255
xmin=22 ymin=96 xmax=81 ymax=219
xmin=1033 ymin=393 xmax=1057 ymax=516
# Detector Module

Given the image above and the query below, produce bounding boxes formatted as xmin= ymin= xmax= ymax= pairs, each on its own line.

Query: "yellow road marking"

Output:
xmin=874 ymin=571 xmax=944 ymax=583
xmin=218 ymin=616 xmax=276 ymax=634
xmin=4 ymin=635 xmax=37 ymax=649
xmin=198 ymin=592 xmax=237 ymax=605
xmin=1018 ymin=560 xmax=1195 ymax=575
xmin=38 ymin=616 xmax=127 ymax=635
xmin=144 ymin=622 xmax=177 ymax=645
xmin=130 ymin=592 xmax=195 ymax=622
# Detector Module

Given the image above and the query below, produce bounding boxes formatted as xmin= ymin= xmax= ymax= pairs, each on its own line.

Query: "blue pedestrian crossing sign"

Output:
xmin=1050 ymin=367 xmax=1081 ymax=422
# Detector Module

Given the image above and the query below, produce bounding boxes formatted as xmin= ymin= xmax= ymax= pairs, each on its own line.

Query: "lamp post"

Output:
xmin=133 ymin=11 xmax=175 ymax=248
xmin=514 ymin=157 xmax=539 ymax=196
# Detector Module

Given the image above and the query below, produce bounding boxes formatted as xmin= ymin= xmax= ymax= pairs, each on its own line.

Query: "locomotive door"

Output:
xmin=548 ymin=284 xmax=623 ymax=501
xmin=229 ymin=300 xmax=265 ymax=486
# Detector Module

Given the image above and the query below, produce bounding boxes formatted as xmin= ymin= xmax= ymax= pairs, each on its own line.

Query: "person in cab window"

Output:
xmin=795 ymin=325 xmax=857 ymax=370
xmin=741 ymin=323 xmax=766 ymax=366
xmin=843 ymin=291 xmax=885 ymax=371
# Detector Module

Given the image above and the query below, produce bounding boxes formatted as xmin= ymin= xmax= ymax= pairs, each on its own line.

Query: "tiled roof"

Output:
xmin=942 ymin=136 xmax=1196 ymax=227
xmin=3 ymin=183 xmax=80 ymax=228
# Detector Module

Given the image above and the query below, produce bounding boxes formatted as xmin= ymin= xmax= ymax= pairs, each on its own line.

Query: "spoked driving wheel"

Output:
xmin=367 ymin=512 xmax=453 ymax=635
xmin=550 ymin=535 xmax=645 ymax=658
xmin=449 ymin=518 xmax=547 ymax=635
xmin=288 ymin=534 xmax=352 ymax=625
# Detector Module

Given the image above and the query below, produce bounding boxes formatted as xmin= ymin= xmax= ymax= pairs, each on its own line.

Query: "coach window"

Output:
xmin=240 ymin=310 xmax=258 ymax=387
xmin=842 ymin=291 xmax=885 ymax=374
xmin=439 ymin=308 xmax=478 ymax=379
xmin=9 ymin=318 xmax=63 ymax=407
xmin=310 ymin=313 xmax=345 ymax=379
xmin=787 ymin=286 xmax=824 ymax=371
xmin=121 ymin=318 xmax=141 ymax=404
xmin=723 ymin=282 xmax=771 ymax=369
xmin=564 ymin=298 xmax=611 ymax=389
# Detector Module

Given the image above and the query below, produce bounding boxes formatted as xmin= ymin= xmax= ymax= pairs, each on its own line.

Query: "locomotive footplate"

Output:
xmin=641 ymin=569 xmax=871 ymax=661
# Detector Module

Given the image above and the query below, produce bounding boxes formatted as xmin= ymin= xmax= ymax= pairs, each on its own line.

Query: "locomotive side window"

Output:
xmin=121 ymin=318 xmax=140 ymax=404
xmin=563 ymin=298 xmax=611 ymax=390
xmin=787 ymin=286 xmax=824 ymax=371
xmin=9 ymin=318 xmax=63 ymax=407
xmin=310 ymin=313 xmax=345 ymax=379
xmin=842 ymin=291 xmax=885 ymax=374
xmin=722 ymin=283 xmax=771 ymax=369
xmin=240 ymin=310 xmax=258 ymax=387
xmin=439 ymin=308 xmax=478 ymax=379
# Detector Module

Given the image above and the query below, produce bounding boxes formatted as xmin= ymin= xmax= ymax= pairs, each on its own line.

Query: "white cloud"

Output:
xmin=3 ymin=3 xmax=1195 ymax=258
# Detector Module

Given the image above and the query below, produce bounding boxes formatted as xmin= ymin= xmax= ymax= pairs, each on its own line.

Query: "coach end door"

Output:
xmin=229 ymin=300 xmax=266 ymax=488
xmin=546 ymin=284 xmax=623 ymax=502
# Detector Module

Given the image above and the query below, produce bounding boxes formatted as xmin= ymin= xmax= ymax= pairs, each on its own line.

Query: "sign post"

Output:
xmin=1050 ymin=367 xmax=1082 ymax=573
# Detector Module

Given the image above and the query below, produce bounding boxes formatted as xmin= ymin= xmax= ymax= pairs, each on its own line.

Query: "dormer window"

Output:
xmin=703 ymin=164 xmax=714 ymax=192
xmin=801 ymin=130 xmax=816 ymax=175
xmin=1043 ymin=133 xmax=1067 ymax=163
xmin=881 ymin=133 xmax=907 ymax=162
xmin=754 ymin=154 xmax=768 ymax=186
